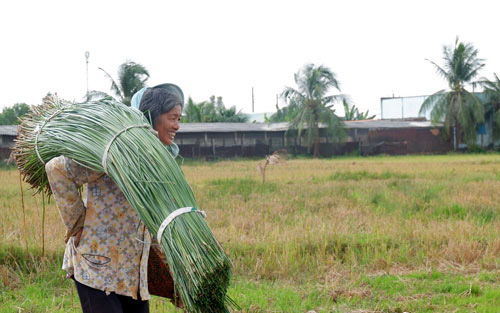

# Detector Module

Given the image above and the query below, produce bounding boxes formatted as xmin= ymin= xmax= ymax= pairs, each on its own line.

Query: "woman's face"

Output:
xmin=154 ymin=105 xmax=182 ymax=145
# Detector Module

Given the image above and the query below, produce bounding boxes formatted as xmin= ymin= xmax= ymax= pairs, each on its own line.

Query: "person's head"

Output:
xmin=138 ymin=84 xmax=184 ymax=145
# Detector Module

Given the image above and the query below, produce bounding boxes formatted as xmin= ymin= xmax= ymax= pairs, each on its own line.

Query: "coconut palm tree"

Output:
xmin=183 ymin=97 xmax=217 ymax=122
xmin=419 ymin=37 xmax=485 ymax=149
xmin=480 ymin=73 xmax=500 ymax=140
xmin=281 ymin=63 xmax=346 ymax=157
xmin=342 ymin=100 xmax=375 ymax=121
xmin=96 ymin=61 xmax=150 ymax=106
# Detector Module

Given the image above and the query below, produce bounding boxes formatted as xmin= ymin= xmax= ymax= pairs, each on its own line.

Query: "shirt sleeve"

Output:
xmin=45 ymin=156 xmax=103 ymax=232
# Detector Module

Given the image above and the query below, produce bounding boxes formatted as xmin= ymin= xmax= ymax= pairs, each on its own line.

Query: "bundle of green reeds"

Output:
xmin=14 ymin=96 xmax=236 ymax=313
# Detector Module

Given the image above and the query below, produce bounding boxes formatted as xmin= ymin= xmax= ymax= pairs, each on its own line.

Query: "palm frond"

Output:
xmin=426 ymin=59 xmax=449 ymax=82
xmin=85 ymin=90 xmax=112 ymax=102
xmin=118 ymin=61 xmax=150 ymax=100
xmin=419 ymin=90 xmax=447 ymax=116
xmin=98 ymin=67 xmax=122 ymax=99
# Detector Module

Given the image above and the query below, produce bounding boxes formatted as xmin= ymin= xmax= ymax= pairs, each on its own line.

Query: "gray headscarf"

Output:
xmin=130 ymin=83 xmax=184 ymax=158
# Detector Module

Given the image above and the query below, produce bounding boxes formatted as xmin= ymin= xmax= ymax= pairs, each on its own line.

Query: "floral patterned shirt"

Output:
xmin=45 ymin=156 xmax=151 ymax=300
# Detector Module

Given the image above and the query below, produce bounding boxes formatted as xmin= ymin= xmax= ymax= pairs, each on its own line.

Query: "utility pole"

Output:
xmin=252 ymin=87 xmax=255 ymax=113
xmin=85 ymin=51 xmax=90 ymax=98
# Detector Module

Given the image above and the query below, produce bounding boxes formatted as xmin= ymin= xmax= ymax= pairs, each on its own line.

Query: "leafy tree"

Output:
xmin=265 ymin=101 xmax=302 ymax=123
xmin=182 ymin=97 xmax=218 ymax=122
xmin=90 ymin=61 xmax=150 ymax=106
xmin=342 ymin=100 xmax=375 ymax=120
xmin=281 ymin=63 xmax=346 ymax=157
xmin=419 ymin=37 xmax=485 ymax=149
xmin=480 ymin=73 xmax=500 ymax=140
xmin=182 ymin=96 xmax=248 ymax=123
xmin=211 ymin=96 xmax=248 ymax=122
xmin=0 ymin=103 xmax=30 ymax=125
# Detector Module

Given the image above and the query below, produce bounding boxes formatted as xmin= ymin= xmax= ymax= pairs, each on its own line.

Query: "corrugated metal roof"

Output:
xmin=177 ymin=122 xmax=289 ymax=133
xmin=0 ymin=120 xmax=440 ymax=136
xmin=343 ymin=119 xmax=440 ymax=129
xmin=0 ymin=125 xmax=18 ymax=136
xmin=177 ymin=120 xmax=439 ymax=133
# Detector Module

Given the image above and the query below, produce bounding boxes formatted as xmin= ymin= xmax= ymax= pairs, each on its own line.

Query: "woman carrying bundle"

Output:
xmin=45 ymin=84 xmax=184 ymax=313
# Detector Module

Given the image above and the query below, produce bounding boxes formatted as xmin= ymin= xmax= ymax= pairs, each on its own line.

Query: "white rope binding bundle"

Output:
xmin=157 ymin=207 xmax=206 ymax=243
xmin=101 ymin=124 xmax=151 ymax=174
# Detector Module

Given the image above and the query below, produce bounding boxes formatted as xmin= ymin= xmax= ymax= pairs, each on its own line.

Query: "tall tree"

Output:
xmin=281 ymin=63 xmax=345 ymax=157
xmin=0 ymin=103 xmax=30 ymax=125
xmin=419 ymin=37 xmax=485 ymax=149
xmin=95 ymin=61 xmax=150 ymax=106
xmin=480 ymin=73 xmax=500 ymax=140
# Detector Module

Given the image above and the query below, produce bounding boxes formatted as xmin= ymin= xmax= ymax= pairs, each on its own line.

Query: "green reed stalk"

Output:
xmin=19 ymin=172 xmax=29 ymax=259
xmin=41 ymin=192 xmax=45 ymax=258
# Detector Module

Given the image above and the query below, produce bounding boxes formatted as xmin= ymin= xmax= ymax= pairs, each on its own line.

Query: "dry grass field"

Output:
xmin=1 ymin=154 xmax=499 ymax=312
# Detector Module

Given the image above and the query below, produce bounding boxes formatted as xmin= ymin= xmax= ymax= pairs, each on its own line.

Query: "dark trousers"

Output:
xmin=74 ymin=279 xmax=149 ymax=313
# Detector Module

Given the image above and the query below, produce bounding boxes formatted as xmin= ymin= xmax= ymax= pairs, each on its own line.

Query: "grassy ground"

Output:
xmin=1 ymin=154 xmax=499 ymax=312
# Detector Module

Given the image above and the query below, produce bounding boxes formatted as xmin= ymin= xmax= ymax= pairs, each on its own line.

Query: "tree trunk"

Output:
xmin=313 ymin=125 xmax=320 ymax=157
xmin=312 ymin=107 xmax=320 ymax=157
xmin=456 ymin=123 xmax=462 ymax=148
xmin=313 ymin=139 xmax=320 ymax=157
xmin=453 ymin=126 xmax=457 ymax=151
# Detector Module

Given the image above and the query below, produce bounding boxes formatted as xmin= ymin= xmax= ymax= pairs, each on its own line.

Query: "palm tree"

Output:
xmin=480 ymin=73 xmax=500 ymax=140
xmin=183 ymin=97 xmax=218 ymax=122
xmin=211 ymin=96 xmax=248 ymax=122
xmin=96 ymin=61 xmax=150 ymax=106
xmin=343 ymin=100 xmax=376 ymax=121
xmin=281 ymin=63 xmax=345 ymax=157
xmin=419 ymin=37 xmax=485 ymax=149
xmin=265 ymin=101 xmax=301 ymax=123
xmin=183 ymin=96 xmax=248 ymax=123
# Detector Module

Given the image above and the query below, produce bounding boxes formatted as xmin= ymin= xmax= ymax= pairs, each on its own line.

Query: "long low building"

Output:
xmin=0 ymin=120 xmax=450 ymax=160
xmin=175 ymin=119 xmax=450 ymax=157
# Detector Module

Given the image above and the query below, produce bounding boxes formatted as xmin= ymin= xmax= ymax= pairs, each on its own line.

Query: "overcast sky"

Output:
xmin=1 ymin=0 xmax=500 ymax=118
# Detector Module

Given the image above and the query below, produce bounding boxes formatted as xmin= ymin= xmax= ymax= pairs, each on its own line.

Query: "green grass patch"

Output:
xmin=355 ymin=271 xmax=500 ymax=313
xmin=327 ymin=170 xmax=412 ymax=181
xmin=208 ymin=178 xmax=277 ymax=201
xmin=432 ymin=204 xmax=497 ymax=224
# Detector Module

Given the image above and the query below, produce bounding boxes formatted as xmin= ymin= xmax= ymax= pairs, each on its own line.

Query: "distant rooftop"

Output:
xmin=178 ymin=122 xmax=288 ymax=133
xmin=0 ymin=125 xmax=18 ymax=136
xmin=0 ymin=119 xmax=440 ymax=136
xmin=178 ymin=119 xmax=439 ymax=133
xmin=343 ymin=119 xmax=438 ymax=129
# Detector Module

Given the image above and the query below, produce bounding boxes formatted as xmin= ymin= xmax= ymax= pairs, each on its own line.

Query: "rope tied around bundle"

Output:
xmin=101 ymin=124 xmax=152 ymax=174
